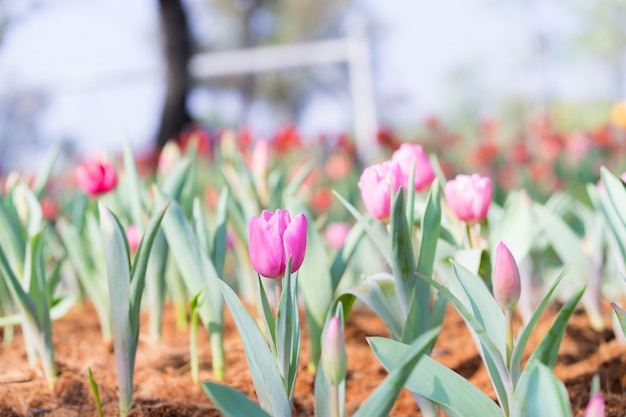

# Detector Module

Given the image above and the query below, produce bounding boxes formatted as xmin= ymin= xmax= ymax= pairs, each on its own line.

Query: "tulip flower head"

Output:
xmin=248 ymin=209 xmax=307 ymax=279
xmin=125 ymin=225 xmax=141 ymax=253
xmin=444 ymin=174 xmax=492 ymax=223
xmin=324 ymin=222 xmax=351 ymax=250
xmin=391 ymin=143 xmax=436 ymax=191
xmin=76 ymin=157 xmax=118 ymax=196
xmin=321 ymin=316 xmax=347 ymax=385
xmin=493 ymin=242 xmax=521 ymax=310
xmin=358 ymin=161 xmax=402 ymax=221
xmin=583 ymin=393 xmax=605 ymax=417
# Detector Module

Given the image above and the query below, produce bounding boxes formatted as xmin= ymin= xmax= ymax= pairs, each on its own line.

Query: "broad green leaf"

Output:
xmin=0 ymin=197 xmax=26 ymax=273
xmin=336 ymin=274 xmax=404 ymax=340
xmin=510 ymin=268 xmax=568 ymax=383
xmin=211 ymin=188 xmax=229 ymax=277
xmin=527 ymin=285 xmax=586 ymax=369
xmin=218 ymin=280 xmax=291 ymax=417
xmin=201 ymin=382 xmax=270 ymax=417
xmin=390 ymin=191 xmax=416 ymax=314
xmin=511 ymin=360 xmax=572 ymax=417
xmin=32 ymin=144 xmax=60 ymax=199
xmin=353 ymin=327 xmax=441 ymax=417
xmin=275 ymin=262 xmax=300 ymax=400
xmin=601 ymin=167 xmax=626 ymax=231
xmin=257 ymin=276 xmax=276 ymax=351
xmin=370 ymin=337 xmax=502 ymax=417
xmin=489 ymin=190 xmax=535 ymax=264
xmin=160 ymin=158 xmax=192 ymax=200
xmin=422 ymin=272 xmax=511 ymax=412
xmin=329 ymin=222 xmax=365 ymax=290
xmin=402 ymin=180 xmax=441 ymax=343
xmin=314 ymin=368 xmax=346 ymax=417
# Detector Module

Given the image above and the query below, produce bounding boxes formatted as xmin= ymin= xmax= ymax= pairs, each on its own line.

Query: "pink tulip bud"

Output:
xmin=251 ymin=140 xmax=270 ymax=179
xmin=583 ymin=393 xmax=605 ymax=417
xmin=158 ymin=141 xmax=181 ymax=175
xmin=324 ymin=222 xmax=351 ymax=250
xmin=248 ymin=209 xmax=307 ymax=279
xmin=493 ymin=242 xmax=521 ymax=310
xmin=391 ymin=143 xmax=436 ymax=191
xmin=321 ymin=316 xmax=347 ymax=385
xmin=125 ymin=225 xmax=141 ymax=253
xmin=444 ymin=174 xmax=492 ymax=223
xmin=358 ymin=161 xmax=402 ymax=221
xmin=76 ymin=157 xmax=118 ymax=196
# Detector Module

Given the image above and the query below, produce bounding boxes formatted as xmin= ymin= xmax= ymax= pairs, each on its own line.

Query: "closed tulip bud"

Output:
xmin=583 ymin=393 xmax=605 ymax=417
xmin=324 ymin=222 xmax=351 ymax=250
xmin=158 ymin=141 xmax=181 ymax=175
xmin=493 ymin=242 xmax=521 ymax=310
xmin=321 ymin=317 xmax=347 ymax=385
xmin=248 ymin=209 xmax=307 ymax=279
xmin=76 ymin=157 xmax=118 ymax=196
xmin=444 ymin=174 xmax=492 ymax=223
xmin=391 ymin=143 xmax=436 ymax=191
xmin=358 ymin=161 xmax=402 ymax=221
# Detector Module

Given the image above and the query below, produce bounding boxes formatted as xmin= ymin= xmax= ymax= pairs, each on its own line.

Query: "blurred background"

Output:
xmin=0 ymin=0 xmax=624 ymax=180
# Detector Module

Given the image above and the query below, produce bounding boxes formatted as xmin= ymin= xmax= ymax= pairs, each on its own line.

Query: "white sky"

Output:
xmin=0 ymin=0 xmax=614 ymax=170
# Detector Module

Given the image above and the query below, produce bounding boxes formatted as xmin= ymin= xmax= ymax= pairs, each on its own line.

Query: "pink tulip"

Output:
xmin=324 ymin=222 xmax=351 ymax=250
xmin=125 ymin=225 xmax=141 ymax=253
xmin=321 ymin=316 xmax=347 ymax=385
xmin=358 ymin=161 xmax=402 ymax=221
xmin=444 ymin=174 xmax=492 ymax=223
xmin=583 ymin=393 xmax=605 ymax=417
xmin=248 ymin=209 xmax=307 ymax=279
xmin=493 ymin=242 xmax=521 ymax=310
xmin=391 ymin=143 xmax=436 ymax=191
xmin=76 ymin=157 xmax=118 ymax=196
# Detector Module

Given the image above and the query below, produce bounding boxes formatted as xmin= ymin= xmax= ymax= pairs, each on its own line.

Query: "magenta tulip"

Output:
xmin=76 ymin=157 xmax=118 ymax=196
xmin=321 ymin=316 xmax=347 ymax=385
xmin=583 ymin=393 xmax=605 ymax=417
xmin=248 ymin=209 xmax=307 ymax=279
xmin=444 ymin=174 xmax=492 ymax=223
xmin=391 ymin=143 xmax=436 ymax=191
xmin=125 ymin=225 xmax=141 ymax=253
xmin=493 ymin=242 xmax=521 ymax=310
xmin=358 ymin=161 xmax=402 ymax=221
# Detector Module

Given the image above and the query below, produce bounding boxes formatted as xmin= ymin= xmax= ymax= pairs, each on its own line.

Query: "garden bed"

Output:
xmin=0 ymin=301 xmax=625 ymax=416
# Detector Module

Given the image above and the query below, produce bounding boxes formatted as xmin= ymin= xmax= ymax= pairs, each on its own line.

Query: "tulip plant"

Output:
xmin=99 ymin=201 xmax=169 ymax=416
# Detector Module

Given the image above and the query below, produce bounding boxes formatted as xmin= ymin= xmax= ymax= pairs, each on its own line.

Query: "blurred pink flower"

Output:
xmin=391 ymin=143 xmax=435 ymax=191
xmin=76 ymin=157 xmax=118 ymax=196
xmin=358 ymin=161 xmax=402 ymax=221
xmin=493 ymin=242 xmax=521 ymax=310
xmin=125 ymin=225 xmax=141 ymax=253
xmin=444 ymin=174 xmax=492 ymax=223
xmin=248 ymin=209 xmax=307 ymax=279
xmin=324 ymin=222 xmax=351 ymax=250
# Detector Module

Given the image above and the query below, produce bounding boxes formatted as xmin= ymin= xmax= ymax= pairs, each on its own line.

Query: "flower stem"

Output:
xmin=505 ymin=308 xmax=514 ymax=367
xmin=331 ymin=384 xmax=340 ymax=417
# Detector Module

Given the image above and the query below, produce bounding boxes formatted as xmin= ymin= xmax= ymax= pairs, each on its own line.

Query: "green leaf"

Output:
xmin=402 ymin=180 xmax=441 ymax=343
xmin=257 ymin=276 xmax=276 ymax=351
xmin=32 ymin=144 xmax=60 ymax=199
xmin=511 ymin=360 xmax=572 ymax=417
xmin=88 ymin=368 xmax=104 ymax=417
xmin=510 ymin=268 xmax=568 ymax=384
xmin=390 ymin=191 xmax=416 ymax=313
xmin=370 ymin=337 xmax=502 ymax=417
xmin=275 ymin=261 xmax=300 ymax=400
xmin=218 ymin=280 xmax=291 ymax=417
xmin=211 ymin=188 xmax=229 ymax=277
xmin=336 ymin=275 xmax=404 ymax=340
xmin=122 ymin=140 xmax=146 ymax=230
xmin=160 ymin=158 xmax=192 ymax=200
xmin=353 ymin=327 xmax=441 ymax=417
xmin=201 ymin=382 xmax=270 ymax=417
xmin=527 ymin=285 xmax=586 ymax=369
xmin=489 ymin=190 xmax=536 ymax=264
xmin=329 ymin=222 xmax=365 ymax=290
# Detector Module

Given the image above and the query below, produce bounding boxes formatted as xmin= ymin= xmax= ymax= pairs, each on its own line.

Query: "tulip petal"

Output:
xmin=249 ymin=216 xmax=285 ymax=278
xmin=283 ymin=213 xmax=307 ymax=273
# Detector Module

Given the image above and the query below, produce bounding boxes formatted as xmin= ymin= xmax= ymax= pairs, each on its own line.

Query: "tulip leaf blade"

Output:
xmin=329 ymin=221 xmax=365 ymax=290
xmin=353 ymin=327 xmax=440 ymax=417
xmin=218 ymin=280 xmax=291 ymax=417
xmin=369 ymin=337 xmax=502 ymax=417
xmin=510 ymin=360 xmax=572 ymax=417
xmin=612 ymin=302 xmax=626 ymax=337
xmin=390 ymin=190 xmax=416 ymax=313
xmin=201 ymin=382 xmax=271 ymax=417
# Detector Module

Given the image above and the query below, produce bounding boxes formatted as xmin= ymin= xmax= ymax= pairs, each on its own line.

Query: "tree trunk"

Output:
xmin=156 ymin=0 xmax=192 ymax=150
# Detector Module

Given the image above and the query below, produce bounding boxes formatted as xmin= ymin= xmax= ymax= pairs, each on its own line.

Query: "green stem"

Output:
xmin=210 ymin=329 xmax=225 ymax=381
xmin=505 ymin=308 xmax=514 ymax=368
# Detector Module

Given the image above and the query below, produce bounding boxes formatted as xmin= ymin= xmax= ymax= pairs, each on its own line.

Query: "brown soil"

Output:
xmin=0 ymin=301 xmax=625 ymax=416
